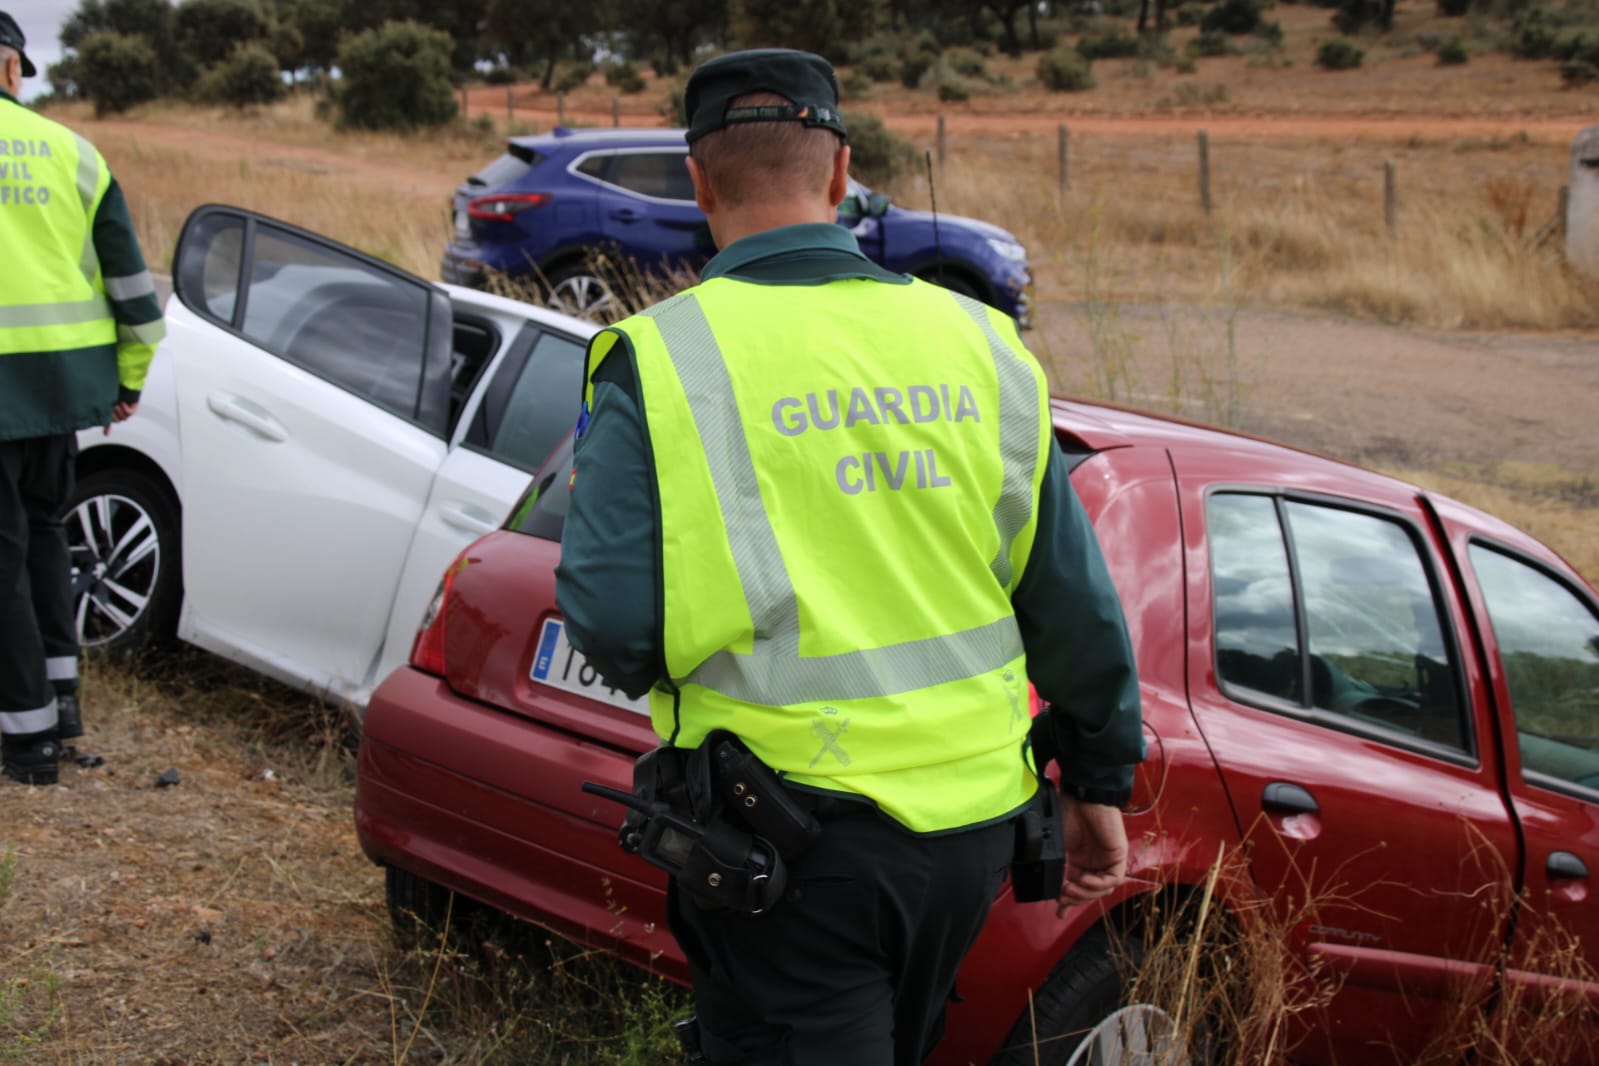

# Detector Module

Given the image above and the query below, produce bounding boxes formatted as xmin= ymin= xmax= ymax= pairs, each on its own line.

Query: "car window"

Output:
xmin=468 ymin=145 xmax=541 ymax=189
xmin=1210 ymin=494 xmax=1302 ymax=704
xmin=466 ymin=328 xmax=586 ymax=473
xmin=574 ymin=154 xmax=609 ymax=180
xmin=608 ymin=152 xmax=695 ymax=202
xmin=1209 ymin=493 xmax=1467 ymax=751
xmin=177 ymin=211 xmax=247 ymax=322
xmin=239 ymin=227 xmax=431 ymax=419
xmin=507 ymin=432 xmax=575 ymax=542
xmin=1469 ymin=545 xmax=1599 ymax=793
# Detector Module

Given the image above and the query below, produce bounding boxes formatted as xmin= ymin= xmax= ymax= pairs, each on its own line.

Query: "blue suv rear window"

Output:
xmin=469 ymin=144 xmax=542 ymax=189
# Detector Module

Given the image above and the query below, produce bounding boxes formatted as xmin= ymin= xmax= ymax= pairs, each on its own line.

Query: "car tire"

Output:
xmin=384 ymin=865 xmax=552 ymax=965
xmin=65 ymin=468 xmax=182 ymax=658
xmin=916 ymin=268 xmax=983 ymax=301
xmin=544 ymin=261 xmax=622 ymax=322
xmin=990 ymin=924 xmax=1199 ymax=1066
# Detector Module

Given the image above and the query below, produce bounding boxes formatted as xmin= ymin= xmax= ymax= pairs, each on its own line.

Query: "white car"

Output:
xmin=71 ymin=205 xmax=597 ymax=709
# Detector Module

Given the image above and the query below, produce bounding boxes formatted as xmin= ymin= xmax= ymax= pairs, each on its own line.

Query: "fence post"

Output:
xmin=612 ymin=96 xmax=621 ymax=128
xmin=505 ymin=85 xmax=512 ymax=128
xmin=1198 ymin=130 xmax=1212 ymax=215
xmin=1384 ymin=160 xmax=1397 ymax=238
xmin=460 ymin=85 xmax=467 ymax=118
xmin=1558 ymin=184 xmax=1570 ymax=242
xmin=1058 ymin=124 xmax=1069 ymax=194
xmin=558 ymin=92 xmax=566 ymax=127
xmin=937 ymin=113 xmax=947 ymax=168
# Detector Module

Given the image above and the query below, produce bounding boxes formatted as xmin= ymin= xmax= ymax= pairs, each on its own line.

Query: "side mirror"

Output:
xmin=838 ymin=193 xmax=864 ymax=217
xmin=866 ymin=192 xmax=891 ymax=218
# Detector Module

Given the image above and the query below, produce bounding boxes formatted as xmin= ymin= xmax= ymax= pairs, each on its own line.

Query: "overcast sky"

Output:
xmin=8 ymin=0 xmax=84 ymax=100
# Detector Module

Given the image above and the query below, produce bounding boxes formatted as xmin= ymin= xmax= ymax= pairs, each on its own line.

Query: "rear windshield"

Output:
xmin=467 ymin=143 xmax=542 ymax=189
xmin=506 ymin=433 xmax=575 ymax=542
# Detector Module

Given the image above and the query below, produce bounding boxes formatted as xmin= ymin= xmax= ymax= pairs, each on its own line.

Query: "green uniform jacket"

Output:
xmin=0 ymin=89 xmax=164 ymax=440
xmin=556 ymin=223 xmax=1144 ymax=803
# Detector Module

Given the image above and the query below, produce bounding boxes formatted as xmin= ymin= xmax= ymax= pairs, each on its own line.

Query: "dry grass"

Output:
xmin=882 ymin=131 xmax=1599 ymax=331
xmin=0 ymin=651 xmax=686 ymax=1064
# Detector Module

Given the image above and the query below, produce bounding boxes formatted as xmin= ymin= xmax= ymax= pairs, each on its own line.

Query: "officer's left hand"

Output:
xmin=104 ymin=400 xmax=138 ymax=434
xmin=1056 ymin=798 xmax=1129 ymax=915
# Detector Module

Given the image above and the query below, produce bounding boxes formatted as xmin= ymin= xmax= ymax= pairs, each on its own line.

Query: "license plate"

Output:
xmin=454 ymin=209 xmax=470 ymax=238
xmin=530 ymin=618 xmax=649 ymax=716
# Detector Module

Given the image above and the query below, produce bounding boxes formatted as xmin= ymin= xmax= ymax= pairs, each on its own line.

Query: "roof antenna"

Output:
xmin=925 ymin=149 xmax=945 ymax=290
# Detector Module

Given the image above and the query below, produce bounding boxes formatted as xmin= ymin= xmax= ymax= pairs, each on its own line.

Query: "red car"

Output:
xmin=354 ymin=396 xmax=1599 ymax=1064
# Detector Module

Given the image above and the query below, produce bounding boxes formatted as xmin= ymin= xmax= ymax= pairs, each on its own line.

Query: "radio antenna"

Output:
xmin=925 ymin=149 xmax=945 ymax=289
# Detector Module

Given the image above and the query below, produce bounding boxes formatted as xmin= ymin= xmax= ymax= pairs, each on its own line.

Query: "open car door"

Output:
xmin=168 ymin=205 xmax=456 ymax=704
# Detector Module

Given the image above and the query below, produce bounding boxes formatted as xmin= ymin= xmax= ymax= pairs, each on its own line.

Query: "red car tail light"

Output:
xmin=410 ymin=555 xmax=469 ymax=676
xmin=466 ymin=192 xmax=551 ymax=222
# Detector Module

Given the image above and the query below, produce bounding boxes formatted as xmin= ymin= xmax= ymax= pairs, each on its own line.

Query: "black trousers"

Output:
xmin=0 ymin=434 xmax=76 ymax=741
xmin=667 ymin=804 xmax=1016 ymax=1066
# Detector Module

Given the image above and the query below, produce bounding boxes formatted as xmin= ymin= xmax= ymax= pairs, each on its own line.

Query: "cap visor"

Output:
xmin=20 ymin=53 xmax=36 ymax=77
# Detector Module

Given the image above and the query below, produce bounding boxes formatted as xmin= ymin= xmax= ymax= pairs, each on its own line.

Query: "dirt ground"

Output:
xmin=4 ymin=17 xmax=1598 ymax=1063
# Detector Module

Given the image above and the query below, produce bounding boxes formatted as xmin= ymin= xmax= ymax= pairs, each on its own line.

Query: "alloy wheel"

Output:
xmin=67 ymin=491 xmax=163 ymax=648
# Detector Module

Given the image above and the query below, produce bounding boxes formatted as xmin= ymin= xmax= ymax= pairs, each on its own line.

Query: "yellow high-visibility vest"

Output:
xmin=586 ymin=276 xmax=1052 ymax=833
xmin=0 ymin=100 xmax=118 ymax=358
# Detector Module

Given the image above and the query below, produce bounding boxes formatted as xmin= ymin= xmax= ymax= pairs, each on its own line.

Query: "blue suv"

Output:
xmin=441 ymin=127 xmax=1033 ymax=327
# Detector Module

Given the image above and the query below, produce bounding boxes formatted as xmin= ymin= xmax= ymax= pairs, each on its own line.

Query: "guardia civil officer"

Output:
xmin=1 ymin=10 xmax=164 ymax=785
xmin=556 ymin=49 xmax=1143 ymax=1065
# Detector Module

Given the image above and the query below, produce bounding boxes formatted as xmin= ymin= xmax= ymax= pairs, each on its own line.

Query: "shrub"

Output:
xmin=840 ymin=69 xmax=873 ymax=98
xmin=1563 ymin=57 xmax=1599 ymax=83
xmin=859 ymin=55 xmax=897 ymax=81
xmin=196 ymin=41 xmax=282 ymax=106
xmin=482 ymin=65 xmax=523 ymax=86
xmin=1254 ymin=20 xmax=1285 ymax=45
xmin=1437 ymin=36 xmax=1469 ymax=64
xmin=77 ymin=31 xmax=161 ymax=116
xmin=1436 ymin=0 xmax=1470 ymax=14
xmin=334 ymin=20 xmax=457 ymax=131
xmin=552 ymin=61 xmax=593 ymax=93
xmin=1201 ymin=0 xmax=1264 ymax=35
xmin=839 ymin=109 xmax=915 ymax=185
xmin=1176 ymin=2 xmax=1208 ymax=26
xmin=1037 ymin=47 xmax=1096 ymax=91
xmin=1188 ymin=30 xmax=1240 ymax=57
xmin=1077 ymin=30 xmax=1141 ymax=59
xmin=899 ymin=51 xmax=934 ymax=88
xmin=1316 ymin=37 xmax=1366 ymax=69
xmin=945 ymin=46 xmax=989 ymax=78
xmin=937 ymin=75 xmax=973 ymax=101
xmin=603 ymin=60 xmax=646 ymax=93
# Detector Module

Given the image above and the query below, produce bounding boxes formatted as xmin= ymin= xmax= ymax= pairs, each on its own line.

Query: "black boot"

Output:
xmin=3 ymin=731 xmax=60 ymax=786
xmin=56 ymin=693 xmax=83 ymax=740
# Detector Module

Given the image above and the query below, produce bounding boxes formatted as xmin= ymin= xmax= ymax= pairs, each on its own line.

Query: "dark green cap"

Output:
xmin=0 ymin=10 xmax=37 ymax=77
xmin=684 ymin=48 xmax=846 ymax=145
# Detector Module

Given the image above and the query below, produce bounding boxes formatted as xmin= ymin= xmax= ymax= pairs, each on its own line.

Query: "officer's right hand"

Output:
xmin=1056 ymin=798 xmax=1129 ymax=914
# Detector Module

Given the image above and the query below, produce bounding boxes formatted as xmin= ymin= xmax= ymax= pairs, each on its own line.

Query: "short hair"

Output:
xmin=0 ymin=44 xmax=16 ymax=67
xmin=689 ymin=91 xmax=843 ymax=210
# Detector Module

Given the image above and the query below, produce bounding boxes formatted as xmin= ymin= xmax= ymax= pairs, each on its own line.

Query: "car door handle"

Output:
xmin=1548 ymin=851 xmax=1589 ymax=880
xmin=206 ymin=392 xmax=287 ymax=442
xmin=609 ymin=208 xmax=642 ymax=222
xmin=439 ymin=502 xmax=500 ymax=536
xmin=1262 ymin=782 xmax=1320 ymax=815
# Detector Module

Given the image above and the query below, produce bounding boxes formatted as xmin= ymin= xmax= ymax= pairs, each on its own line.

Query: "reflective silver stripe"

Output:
xmin=72 ymin=134 xmax=102 ymax=287
xmin=646 ymin=295 xmax=802 ymax=657
xmin=46 ymin=657 xmax=78 ymax=682
xmin=647 ymin=292 xmax=1026 ymax=704
xmin=0 ymin=698 xmax=58 ymax=736
xmin=951 ymin=293 xmax=1043 ymax=590
xmin=105 ymin=271 xmax=156 ymax=302
xmin=118 ymin=318 xmax=165 ymax=345
xmin=691 ymin=614 xmax=1024 ymax=705
xmin=0 ymin=297 xmax=113 ymax=328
